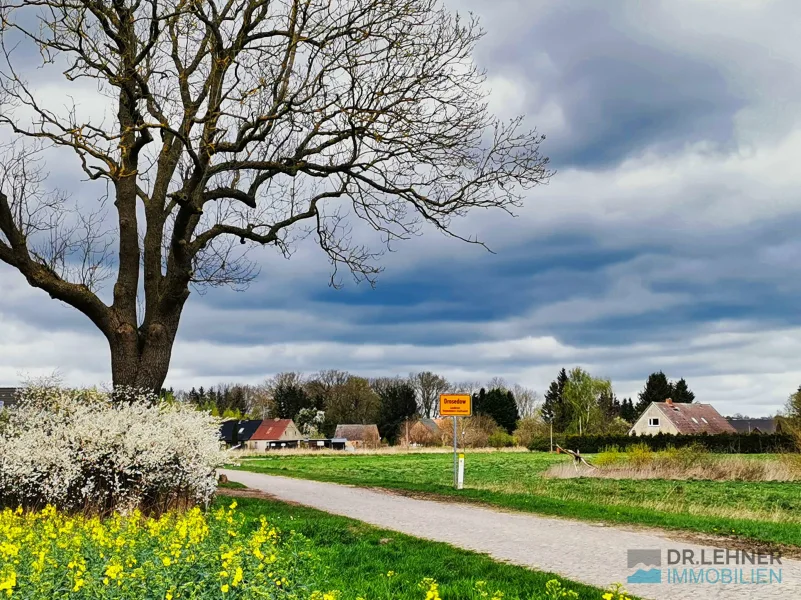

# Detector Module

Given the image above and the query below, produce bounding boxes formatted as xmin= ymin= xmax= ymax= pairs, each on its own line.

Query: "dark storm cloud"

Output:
xmin=471 ymin=3 xmax=744 ymax=169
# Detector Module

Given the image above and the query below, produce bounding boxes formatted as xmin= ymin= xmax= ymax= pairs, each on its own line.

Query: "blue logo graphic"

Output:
xmin=627 ymin=568 xmax=663 ymax=584
xmin=627 ymin=550 xmax=662 ymax=584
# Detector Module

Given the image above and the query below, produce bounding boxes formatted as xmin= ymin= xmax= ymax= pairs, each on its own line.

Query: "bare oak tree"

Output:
xmin=0 ymin=0 xmax=550 ymax=392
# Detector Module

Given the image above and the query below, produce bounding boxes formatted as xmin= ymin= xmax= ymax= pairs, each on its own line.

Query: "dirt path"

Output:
xmin=219 ymin=469 xmax=799 ymax=600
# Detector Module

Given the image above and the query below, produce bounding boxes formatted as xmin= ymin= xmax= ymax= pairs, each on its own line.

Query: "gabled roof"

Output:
xmin=250 ymin=418 xmax=297 ymax=441
xmin=219 ymin=419 xmax=263 ymax=443
xmin=334 ymin=424 xmax=379 ymax=441
xmin=652 ymin=402 xmax=736 ymax=435
xmin=0 ymin=388 xmax=18 ymax=407
xmin=433 ymin=418 xmax=451 ymax=430
xmin=726 ymin=418 xmax=777 ymax=434
xmin=419 ymin=418 xmax=441 ymax=434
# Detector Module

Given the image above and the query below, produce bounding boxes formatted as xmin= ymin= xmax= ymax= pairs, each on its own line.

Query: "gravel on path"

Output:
xmin=219 ymin=469 xmax=798 ymax=600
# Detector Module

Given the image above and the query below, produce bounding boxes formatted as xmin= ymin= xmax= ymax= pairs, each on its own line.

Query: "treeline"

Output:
xmin=167 ymin=371 xmax=539 ymax=444
xmin=170 ymin=366 xmax=797 ymax=445
xmin=540 ymin=368 xmax=697 ymax=435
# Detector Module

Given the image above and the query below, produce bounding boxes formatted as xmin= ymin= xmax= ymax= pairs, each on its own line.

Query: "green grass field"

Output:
xmin=230 ymin=451 xmax=801 ymax=548
xmin=221 ymin=491 xmax=628 ymax=600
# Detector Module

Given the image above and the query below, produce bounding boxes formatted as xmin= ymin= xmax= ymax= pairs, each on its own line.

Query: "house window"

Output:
xmin=648 ymin=418 xmax=660 ymax=427
xmin=691 ymin=417 xmax=698 ymax=424
xmin=701 ymin=418 xmax=708 ymax=424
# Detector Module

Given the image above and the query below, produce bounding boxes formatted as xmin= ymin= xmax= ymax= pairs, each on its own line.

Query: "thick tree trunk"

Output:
xmin=109 ymin=313 xmax=182 ymax=395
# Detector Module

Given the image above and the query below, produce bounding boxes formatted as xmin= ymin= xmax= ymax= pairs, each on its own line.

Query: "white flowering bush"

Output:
xmin=0 ymin=385 xmax=226 ymax=515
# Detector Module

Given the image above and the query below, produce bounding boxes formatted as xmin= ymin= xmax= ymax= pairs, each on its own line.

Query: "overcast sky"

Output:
xmin=1 ymin=0 xmax=800 ymax=416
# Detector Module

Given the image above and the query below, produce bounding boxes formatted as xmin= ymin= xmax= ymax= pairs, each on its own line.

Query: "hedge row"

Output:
xmin=528 ymin=432 xmax=797 ymax=454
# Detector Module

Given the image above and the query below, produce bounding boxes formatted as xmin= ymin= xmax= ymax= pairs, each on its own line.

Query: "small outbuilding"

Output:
xmin=404 ymin=418 xmax=443 ymax=446
xmin=629 ymin=399 xmax=736 ymax=436
xmin=726 ymin=418 xmax=778 ymax=434
xmin=247 ymin=418 xmax=304 ymax=451
xmin=304 ymin=438 xmax=347 ymax=451
xmin=334 ymin=424 xmax=380 ymax=449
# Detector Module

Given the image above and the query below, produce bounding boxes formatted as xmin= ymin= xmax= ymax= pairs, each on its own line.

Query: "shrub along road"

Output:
xmin=219 ymin=469 xmax=800 ymax=600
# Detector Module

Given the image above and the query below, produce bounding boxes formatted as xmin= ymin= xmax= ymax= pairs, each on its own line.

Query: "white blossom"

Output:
xmin=0 ymin=385 xmax=227 ymax=514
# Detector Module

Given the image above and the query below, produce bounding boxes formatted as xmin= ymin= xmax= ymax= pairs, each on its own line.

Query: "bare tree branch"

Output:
xmin=0 ymin=0 xmax=551 ymax=391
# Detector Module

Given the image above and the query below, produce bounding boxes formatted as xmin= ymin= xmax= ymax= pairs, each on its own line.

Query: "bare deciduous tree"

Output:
xmin=452 ymin=380 xmax=483 ymax=396
xmin=410 ymin=370 xmax=449 ymax=418
xmin=486 ymin=376 xmax=508 ymax=391
xmin=0 ymin=0 xmax=550 ymax=392
xmin=512 ymin=383 xmax=539 ymax=418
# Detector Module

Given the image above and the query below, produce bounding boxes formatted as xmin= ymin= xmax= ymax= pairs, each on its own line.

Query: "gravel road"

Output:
xmin=219 ymin=469 xmax=799 ymax=600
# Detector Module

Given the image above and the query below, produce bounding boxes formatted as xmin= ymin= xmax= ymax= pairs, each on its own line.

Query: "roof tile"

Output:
xmin=250 ymin=419 xmax=296 ymax=441
xmin=334 ymin=424 xmax=379 ymax=441
xmin=655 ymin=403 xmax=736 ymax=435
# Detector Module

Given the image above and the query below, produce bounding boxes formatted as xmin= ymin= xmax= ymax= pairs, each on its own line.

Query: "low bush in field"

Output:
xmin=0 ymin=501 xmax=327 ymax=599
xmin=592 ymin=446 xmax=624 ymax=467
xmin=441 ymin=415 xmax=500 ymax=448
xmin=512 ymin=417 xmax=549 ymax=449
xmin=0 ymin=385 xmax=226 ymax=515
xmin=487 ymin=430 xmax=516 ymax=448
xmin=528 ymin=432 xmax=796 ymax=454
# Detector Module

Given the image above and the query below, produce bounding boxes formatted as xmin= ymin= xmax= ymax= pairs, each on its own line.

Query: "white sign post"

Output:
xmin=453 ymin=416 xmax=458 ymax=487
xmin=439 ymin=394 xmax=472 ymax=489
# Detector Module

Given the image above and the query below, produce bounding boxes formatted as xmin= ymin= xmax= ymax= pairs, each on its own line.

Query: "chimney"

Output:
xmin=666 ymin=398 xmax=673 ymax=406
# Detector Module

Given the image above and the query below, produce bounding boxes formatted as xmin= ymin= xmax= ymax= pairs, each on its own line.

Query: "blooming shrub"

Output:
xmin=0 ymin=500 xmax=324 ymax=599
xmin=0 ymin=385 xmax=226 ymax=515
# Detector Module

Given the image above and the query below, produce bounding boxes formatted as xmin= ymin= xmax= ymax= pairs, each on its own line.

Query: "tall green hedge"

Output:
xmin=528 ymin=432 xmax=796 ymax=454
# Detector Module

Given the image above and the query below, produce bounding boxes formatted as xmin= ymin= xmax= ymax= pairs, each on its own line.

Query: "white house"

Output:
xmin=629 ymin=399 xmax=736 ymax=436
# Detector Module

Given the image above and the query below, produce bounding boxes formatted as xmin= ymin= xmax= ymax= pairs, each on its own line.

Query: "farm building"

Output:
xmin=303 ymin=438 xmax=347 ymax=450
xmin=246 ymin=418 xmax=303 ymax=451
xmin=403 ymin=418 xmax=443 ymax=446
xmin=219 ymin=419 xmax=263 ymax=447
xmin=0 ymin=387 xmax=18 ymax=409
xmin=726 ymin=417 xmax=778 ymax=434
xmin=334 ymin=424 xmax=380 ymax=449
xmin=629 ymin=399 xmax=736 ymax=436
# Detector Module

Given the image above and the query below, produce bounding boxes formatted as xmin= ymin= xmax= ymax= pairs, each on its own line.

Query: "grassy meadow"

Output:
xmin=230 ymin=451 xmax=801 ymax=548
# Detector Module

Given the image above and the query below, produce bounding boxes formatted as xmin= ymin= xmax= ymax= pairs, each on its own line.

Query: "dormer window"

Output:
xmin=691 ymin=417 xmax=698 ymax=424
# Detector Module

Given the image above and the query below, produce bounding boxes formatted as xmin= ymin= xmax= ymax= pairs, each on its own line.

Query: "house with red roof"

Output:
xmin=246 ymin=418 xmax=303 ymax=451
